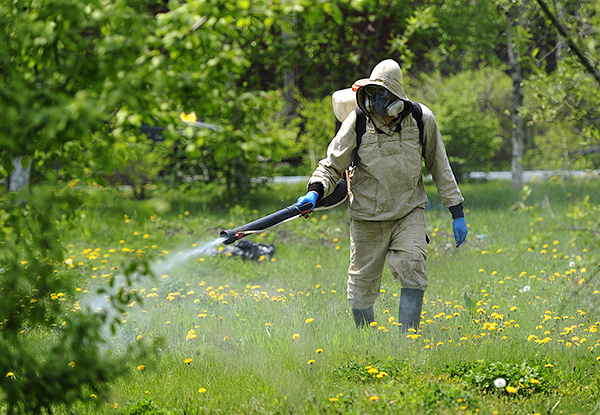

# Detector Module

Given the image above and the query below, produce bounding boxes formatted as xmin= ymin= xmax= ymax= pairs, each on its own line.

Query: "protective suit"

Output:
xmin=303 ymin=59 xmax=465 ymax=330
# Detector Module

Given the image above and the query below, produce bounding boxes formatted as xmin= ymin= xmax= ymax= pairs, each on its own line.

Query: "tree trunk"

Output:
xmin=282 ymin=16 xmax=297 ymax=119
xmin=507 ymin=8 xmax=524 ymax=189
xmin=8 ymin=156 xmax=31 ymax=192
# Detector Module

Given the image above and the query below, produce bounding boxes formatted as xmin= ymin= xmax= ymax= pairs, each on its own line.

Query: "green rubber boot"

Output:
xmin=398 ymin=288 xmax=424 ymax=333
xmin=352 ymin=306 xmax=375 ymax=328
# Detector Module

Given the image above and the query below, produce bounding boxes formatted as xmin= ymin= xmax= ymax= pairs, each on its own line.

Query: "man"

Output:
xmin=296 ymin=59 xmax=467 ymax=332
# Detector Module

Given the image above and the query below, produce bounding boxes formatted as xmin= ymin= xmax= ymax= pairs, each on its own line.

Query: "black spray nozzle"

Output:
xmin=219 ymin=176 xmax=349 ymax=245
xmin=220 ymin=204 xmax=303 ymax=245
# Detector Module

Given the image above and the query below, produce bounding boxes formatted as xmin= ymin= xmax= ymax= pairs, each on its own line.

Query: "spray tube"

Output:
xmin=219 ymin=176 xmax=348 ymax=245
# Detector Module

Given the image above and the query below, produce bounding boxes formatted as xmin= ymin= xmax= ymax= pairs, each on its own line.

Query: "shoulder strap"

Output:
xmin=410 ymin=101 xmax=425 ymax=148
xmin=354 ymin=107 xmax=367 ymax=148
xmin=352 ymin=107 xmax=367 ymax=167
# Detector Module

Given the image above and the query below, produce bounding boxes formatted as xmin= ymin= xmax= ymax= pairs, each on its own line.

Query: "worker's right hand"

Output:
xmin=296 ymin=191 xmax=318 ymax=214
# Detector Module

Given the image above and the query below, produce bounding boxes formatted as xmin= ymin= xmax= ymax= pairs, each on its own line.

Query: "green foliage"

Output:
xmin=416 ymin=68 xmax=511 ymax=178
xmin=107 ymin=140 xmax=172 ymax=200
xmin=444 ymin=359 xmax=554 ymax=394
xmin=0 ymin=186 xmax=151 ymax=414
xmin=119 ymin=400 xmax=168 ymax=415
xmin=293 ymin=94 xmax=337 ymax=174
xmin=524 ymin=58 xmax=600 ymax=170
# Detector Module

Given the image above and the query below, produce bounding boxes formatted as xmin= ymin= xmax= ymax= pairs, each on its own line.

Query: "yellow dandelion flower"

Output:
xmin=369 ymin=321 xmax=378 ymax=327
xmin=367 ymin=367 xmax=378 ymax=374
xmin=137 ymin=335 xmax=143 ymax=341
xmin=293 ymin=333 xmax=300 ymax=340
xmin=307 ymin=359 xmax=316 ymax=365
xmin=316 ymin=348 xmax=323 ymax=353
xmin=505 ymin=386 xmax=517 ymax=393
xmin=68 ymin=361 xmax=75 ymax=368
xmin=305 ymin=318 xmax=314 ymax=324
xmin=137 ymin=365 xmax=146 ymax=371
xmin=90 ymin=394 xmax=97 ymax=399
xmin=184 ymin=358 xmax=193 ymax=364
xmin=329 ymin=398 xmax=339 ymax=402
xmin=545 ymin=363 xmax=554 ymax=368
xmin=5 ymin=372 xmax=15 ymax=378
xmin=530 ymin=378 xmax=540 ymax=384
xmin=368 ymin=396 xmax=379 ymax=401
xmin=198 ymin=388 xmax=207 ymax=393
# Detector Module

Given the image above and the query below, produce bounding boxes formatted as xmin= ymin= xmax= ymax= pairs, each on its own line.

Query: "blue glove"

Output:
xmin=453 ymin=217 xmax=467 ymax=248
xmin=296 ymin=191 xmax=318 ymax=214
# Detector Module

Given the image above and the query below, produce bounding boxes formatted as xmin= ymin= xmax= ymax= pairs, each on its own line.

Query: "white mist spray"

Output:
xmin=151 ymin=237 xmax=225 ymax=276
xmin=78 ymin=236 xmax=227 ymax=347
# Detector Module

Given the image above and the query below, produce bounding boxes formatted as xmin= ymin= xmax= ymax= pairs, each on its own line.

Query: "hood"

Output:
xmin=356 ymin=59 xmax=409 ymax=120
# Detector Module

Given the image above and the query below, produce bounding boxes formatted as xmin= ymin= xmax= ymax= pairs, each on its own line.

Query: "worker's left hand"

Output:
xmin=453 ymin=217 xmax=467 ymax=248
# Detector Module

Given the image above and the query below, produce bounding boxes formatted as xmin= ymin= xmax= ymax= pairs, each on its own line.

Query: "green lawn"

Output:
xmin=12 ymin=176 xmax=600 ymax=414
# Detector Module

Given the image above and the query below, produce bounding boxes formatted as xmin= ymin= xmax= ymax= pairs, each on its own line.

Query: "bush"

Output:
xmin=0 ymin=186 xmax=150 ymax=414
xmin=414 ymin=68 xmax=511 ymax=179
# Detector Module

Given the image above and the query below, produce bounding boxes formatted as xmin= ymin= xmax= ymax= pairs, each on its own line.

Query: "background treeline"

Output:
xmin=1 ymin=0 xmax=598 ymax=199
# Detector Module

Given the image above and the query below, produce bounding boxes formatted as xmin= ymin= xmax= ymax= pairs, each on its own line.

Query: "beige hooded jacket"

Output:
xmin=308 ymin=59 xmax=463 ymax=221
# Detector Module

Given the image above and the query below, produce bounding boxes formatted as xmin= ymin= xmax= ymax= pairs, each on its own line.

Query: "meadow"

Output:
xmin=8 ymin=176 xmax=600 ymax=414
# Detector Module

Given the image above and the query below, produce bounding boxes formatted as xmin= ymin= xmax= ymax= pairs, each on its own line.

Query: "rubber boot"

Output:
xmin=398 ymin=288 xmax=424 ymax=333
xmin=352 ymin=305 xmax=375 ymax=328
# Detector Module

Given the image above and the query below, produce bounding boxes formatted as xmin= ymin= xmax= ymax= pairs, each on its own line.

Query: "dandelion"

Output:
xmin=5 ymin=372 xmax=15 ymax=378
xmin=367 ymin=367 xmax=378 ymax=374
xmin=90 ymin=394 xmax=97 ymax=399
xmin=68 ymin=361 xmax=75 ymax=368
xmin=328 ymin=398 xmax=339 ymax=402
xmin=293 ymin=333 xmax=300 ymax=340
xmin=137 ymin=365 xmax=146 ymax=371
xmin=530 ymin=378 xmax=540 ymax=384
xmin=307 ymin=359 xmax=316 ymax=365
xmin=198 ymin=388 xmax=207 ymax=393
xmin=305 ymin=318 xmax=314 ymax=324
xmin=368 ymin=396 xmax=379 ymax=401
xmin=184 ymin=358 xmax=193 ymax=364
xmin=505 ymin=386 xmax=517 ymax=394
xmin=493 ymin=378 xmax=506 ymax=388
xmin=316 ymin=348 xmax=323 ymax=354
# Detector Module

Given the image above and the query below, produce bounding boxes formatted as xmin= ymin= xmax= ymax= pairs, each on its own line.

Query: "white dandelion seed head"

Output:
xmin=519 ymin=285 xmax=531 ymax=293
xmin=494 ymin=378 xmax=507 ymax=388
xmin=569 ymin=261 xmax=575 ymax=268
xmin=0 ymin=268 xmax=4 ymax=274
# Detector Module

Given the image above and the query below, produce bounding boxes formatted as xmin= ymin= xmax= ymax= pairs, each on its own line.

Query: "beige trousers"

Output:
xmin=347 ymin=207 xmax=428 ymax=310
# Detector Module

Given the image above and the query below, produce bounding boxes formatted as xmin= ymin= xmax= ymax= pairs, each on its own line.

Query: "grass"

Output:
xmin=6 ymin=176 xmax=600 ymax=414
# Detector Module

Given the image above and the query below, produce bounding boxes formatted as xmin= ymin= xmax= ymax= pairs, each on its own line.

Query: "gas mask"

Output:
xmin=363 ymin=85 xmax=403 ymax=117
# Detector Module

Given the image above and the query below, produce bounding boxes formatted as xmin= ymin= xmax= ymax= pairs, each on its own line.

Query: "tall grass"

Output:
xmin=13 ymin=176 xmax=600 ymax=414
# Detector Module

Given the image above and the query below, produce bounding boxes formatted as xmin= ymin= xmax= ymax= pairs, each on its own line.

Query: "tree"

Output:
xmin=506 ymin=1 xmax=526 ymax=189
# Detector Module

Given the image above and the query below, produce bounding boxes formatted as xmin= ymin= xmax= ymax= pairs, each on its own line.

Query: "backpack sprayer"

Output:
xmin=219 ymin=79 xmax=368 ymax=246
xmin=219 ymin=176 xmax=349 ymax=245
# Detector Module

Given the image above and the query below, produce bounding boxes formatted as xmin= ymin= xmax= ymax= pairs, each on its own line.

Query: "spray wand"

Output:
xmin=219 ymin=177 xmax=348 ymax=245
